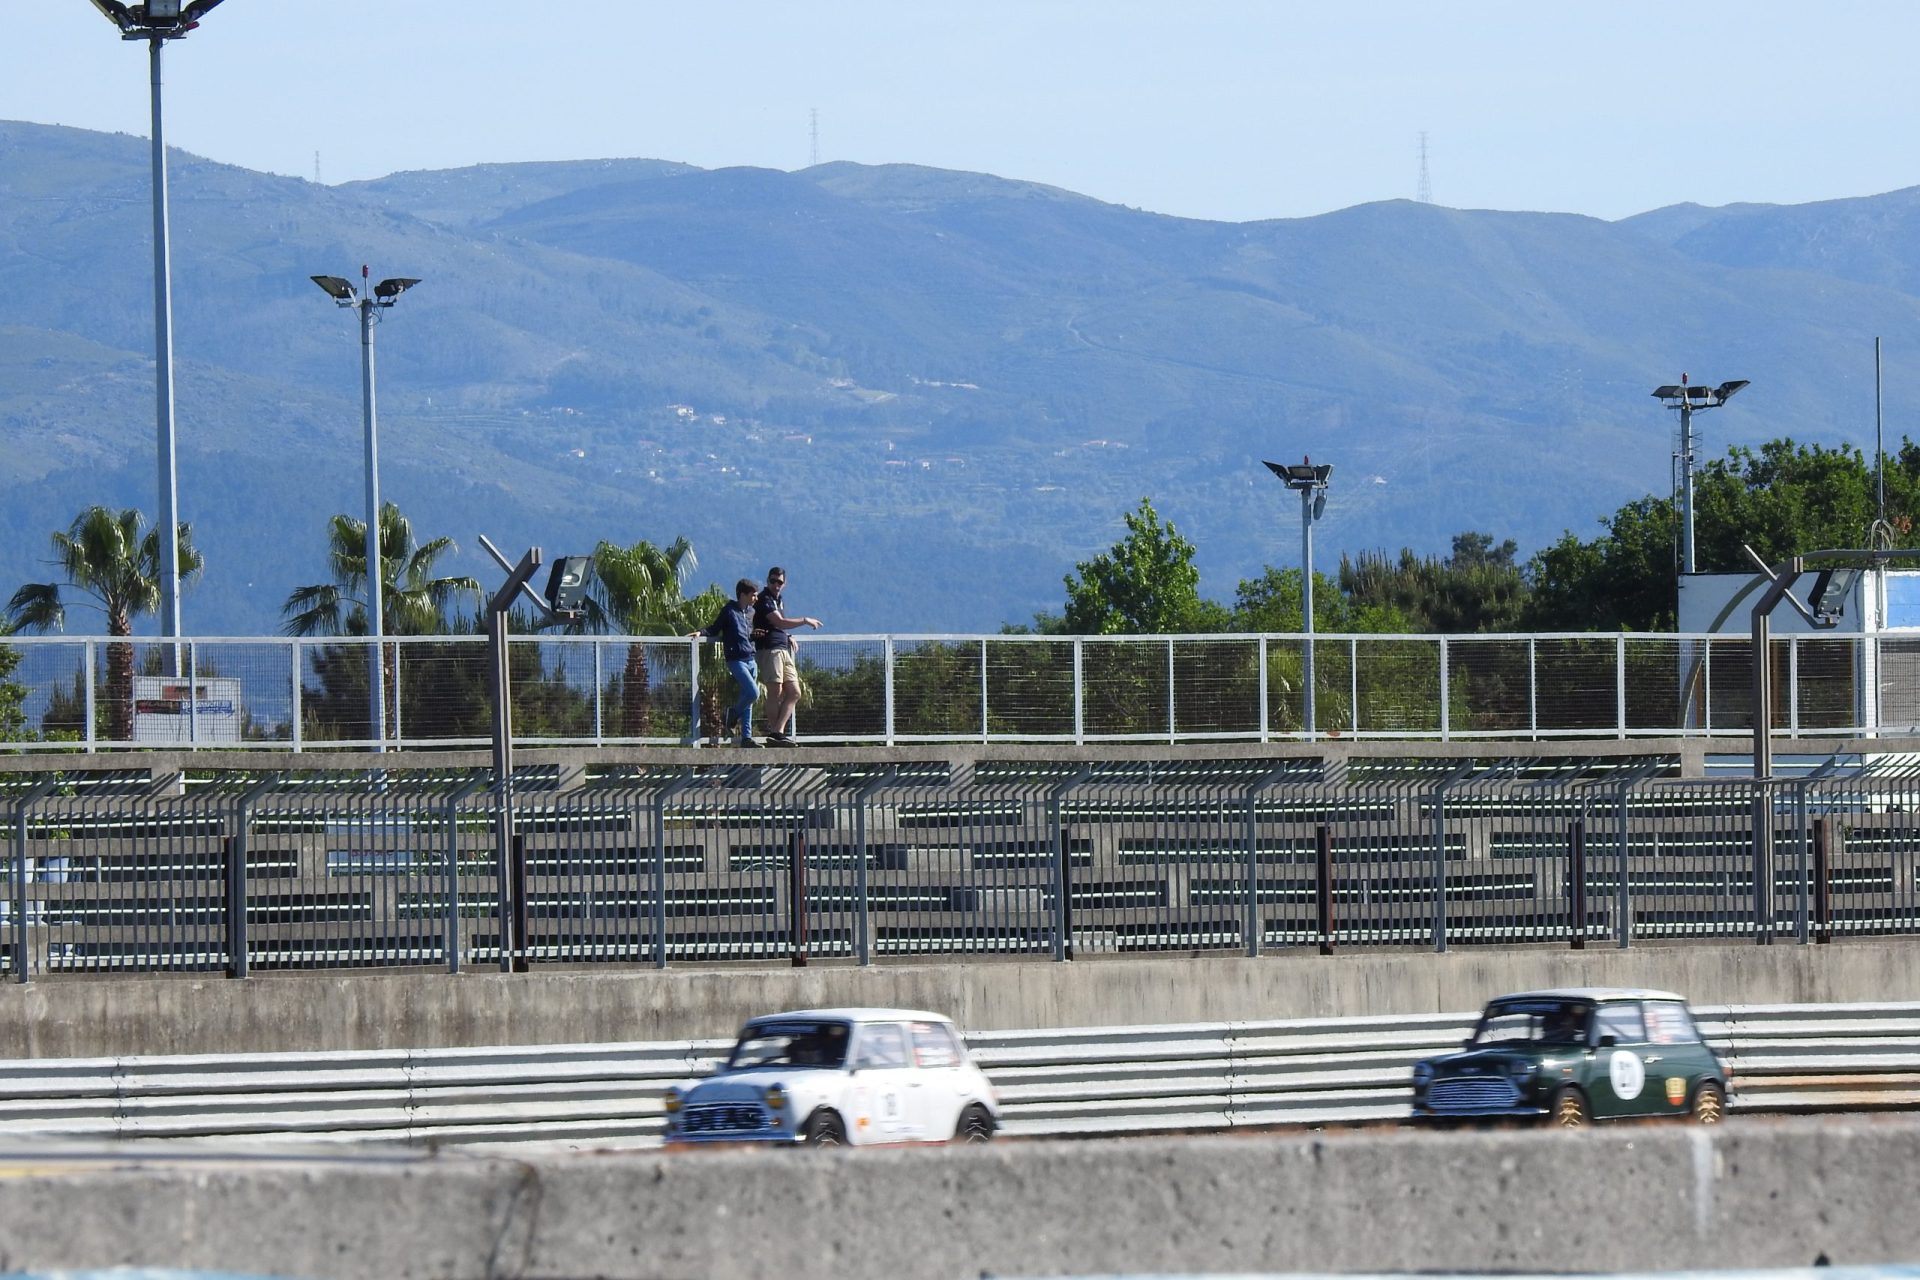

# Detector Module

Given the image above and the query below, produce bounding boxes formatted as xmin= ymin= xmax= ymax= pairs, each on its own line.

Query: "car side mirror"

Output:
xmin=1597 ymin=1033 xmax=1617 ymax=1048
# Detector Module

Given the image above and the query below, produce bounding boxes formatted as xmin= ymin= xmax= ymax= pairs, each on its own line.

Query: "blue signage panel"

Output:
xmin=1887 ymin=573 xmax=1920 ymax=630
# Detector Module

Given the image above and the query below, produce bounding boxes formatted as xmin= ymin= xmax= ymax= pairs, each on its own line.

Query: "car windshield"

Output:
xmin=1471 ymin=1000 xmax=1592 ymax=1047
xmin=726 ymin=1020 xmax=850 ymax=1070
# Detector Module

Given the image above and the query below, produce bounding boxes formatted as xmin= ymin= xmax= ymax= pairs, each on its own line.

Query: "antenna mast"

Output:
xmin=810 ymin=108 xmax=820 ymax=167
xmin=1417 ymin=132 xmax=1432 ymax=204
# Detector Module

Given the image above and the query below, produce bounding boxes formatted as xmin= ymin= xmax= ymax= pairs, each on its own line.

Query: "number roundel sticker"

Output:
xmin=1608 ymin=1049 xmax=1646 ymax=1100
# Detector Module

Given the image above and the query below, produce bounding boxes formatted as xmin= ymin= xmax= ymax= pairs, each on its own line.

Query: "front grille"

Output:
xmin=677 ymin=1102 xmax=775 ymax=1134
xmin=1427 ymin=1075 xmax=1522 ymax=1112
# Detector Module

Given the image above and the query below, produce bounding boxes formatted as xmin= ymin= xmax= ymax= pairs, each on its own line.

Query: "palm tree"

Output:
xmin=5 ymin=506 xmax=203 ymax=741
xmin=280 ymin=502 xmax=481 ymax=737
xmin=564 ymin=537 xmax=721 ymax=737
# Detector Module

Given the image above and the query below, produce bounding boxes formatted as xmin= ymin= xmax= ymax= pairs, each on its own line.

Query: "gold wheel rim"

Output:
xmin=1555 ymin=1095 xmax=1587 ymax=1127
xmin=1696 ymin=1088 xmax=1724 ymax=1124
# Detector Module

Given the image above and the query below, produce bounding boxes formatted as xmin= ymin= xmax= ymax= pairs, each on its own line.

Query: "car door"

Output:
xmin=905 ymin=1020 xmax=970 ymax=1140
xmin=1591 ymin=1001 xmax=1662 ymax=1118
xmin=1642 ymin=1000 xmax=1717 ymax=1113
xmin=848 ymin=1022 xmax=919 ymax=1143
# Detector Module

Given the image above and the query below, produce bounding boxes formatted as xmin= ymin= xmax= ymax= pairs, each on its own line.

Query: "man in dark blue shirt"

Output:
xmin=753 ymin=566 xmax=821 ymax=746
xmin=688 ymin=578 xmax=764 ymax=747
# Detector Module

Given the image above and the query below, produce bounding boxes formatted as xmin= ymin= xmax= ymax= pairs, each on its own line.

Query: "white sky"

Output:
xmin=7 ymin=1 xmax=1920 ymax=223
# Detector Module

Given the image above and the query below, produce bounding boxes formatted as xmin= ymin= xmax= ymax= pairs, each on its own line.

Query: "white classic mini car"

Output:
xmin=663 ymin=1007 xmax=1001 ymax=1146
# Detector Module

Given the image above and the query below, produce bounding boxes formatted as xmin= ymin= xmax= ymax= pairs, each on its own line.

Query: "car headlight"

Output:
xmin=1508 ymin=1061 xmax=1533 ymax=1078
xmin=1412 ymin=1062 xmax=1434 ymax=1084
xmin=663 ymin=1087 xmax=682 ymax=1114
xmin=764 ymin=1084 xmax=787 ymax=1110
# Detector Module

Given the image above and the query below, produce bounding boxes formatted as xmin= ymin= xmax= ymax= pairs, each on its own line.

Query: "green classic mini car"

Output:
xmin=1411 ymin=988 xmax=1728 ymax=1127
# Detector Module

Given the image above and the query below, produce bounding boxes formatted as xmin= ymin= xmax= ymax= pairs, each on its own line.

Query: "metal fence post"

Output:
xmin=444 ymin=775 xmax=489 ymax=974
xmin=1568 ymin=818 xmax=1587 ymax=950
xmin=290 ymin=638 xmax=304 ymax=753
xmin=83 ymin=640 xmax=97 ymax=753
xmin=1754 ymin=776 xmax=1775 ymax=946
xmin=1316 ymin=824 xmax=1335 ymax=956
xmin=1050 ymin=767 xmax=1092 ymax=960
xmin=883 ymin=637 xmax=896 ymax=747
xmin=1242 ymin=765 xmax=1292 ymax=957
xmin=1257 ymin=637 xmax=1269 ymax=744
xmin=1166 ymin=639 xmax=1177 ymax=744
xmin=1438 ymin=636 xmax=1450 ymax=742
xmin=788 ymin=822 xmax=809 ymax=968
xmin=1812 ymin=813 xmax=1833 ymax=944
xmin=1429 ymin=765 xmax=1469 ymax=952
xmin=1072 ymin=641 xmax=1084 ymax=746
xmin=1615 ymin=634 xmax=1627 ymax=739
xmin=852 ymin=769 xmax=896 ymax=966
xmin=1614 ymin=770 xmax=1652 ymax=949
xmin=979 ymin=639 xmax=990 ymax=743
xmin=652 ymin=771 xmax=697 ymax=970
xmin=10 ymin=780 xmax=58 ymax=984
xmin=227 ymin=773 xmax=281 ymax=979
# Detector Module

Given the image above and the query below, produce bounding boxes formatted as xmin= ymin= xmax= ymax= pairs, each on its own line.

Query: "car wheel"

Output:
xmin=953 ymin=1105 xmax=994 ymax=1145
xmin=1691 ymin=1081 xmax=1726 ymax=1125
xmin=1550 ymin=1087 xmax=1589 ymax=1129
xmin=803 ymin=1110 xmax=847 ymax=1147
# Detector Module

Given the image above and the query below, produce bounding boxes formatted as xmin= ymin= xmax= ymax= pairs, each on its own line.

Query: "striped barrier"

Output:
xmin=0 ymin=1002 xmax=1914 ymax=1150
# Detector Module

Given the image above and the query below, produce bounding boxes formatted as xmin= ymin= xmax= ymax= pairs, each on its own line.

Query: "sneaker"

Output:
xmin=768 ymin=733 xmax=797 ymax=747
xmin=737 ymin=736 xmax=761 ymax=748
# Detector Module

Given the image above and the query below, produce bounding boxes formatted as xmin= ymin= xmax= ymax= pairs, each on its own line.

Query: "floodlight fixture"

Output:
xmin=1653 ymin=372 xmax=1748 ymax=576
xmin=373 ymin=277 xmax=421 ymax=303
xmin=310 ymin=274 xmax=355 ymax=301
xmin=544 ymin=556 xmax=594 ymax=617
xmin=87 ymin=0 xmax=228 ymax=39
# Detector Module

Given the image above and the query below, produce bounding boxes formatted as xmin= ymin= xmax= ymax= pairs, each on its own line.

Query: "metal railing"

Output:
xmin=0 ymin=1002 xmax=1912 ymax=1150
xmin=2 ymin=629 xmax=1915 ymax=751
xmin=8 ymin=748 xmax=1920 ymax=980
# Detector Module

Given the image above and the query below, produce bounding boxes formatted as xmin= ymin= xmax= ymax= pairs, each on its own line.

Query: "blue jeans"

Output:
xmin=727 ymin=658 xmax=759 ymax=739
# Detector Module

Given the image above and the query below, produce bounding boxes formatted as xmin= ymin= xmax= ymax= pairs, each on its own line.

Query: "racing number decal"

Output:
xmin=1608 ymin=1049 xmax=1646 ymax=1100
xmin=880 ymin=1091 xmax=902 ymax=1124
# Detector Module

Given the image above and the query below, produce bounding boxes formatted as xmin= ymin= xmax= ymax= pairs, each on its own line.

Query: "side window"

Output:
xmin=910 ymin=1021 xmax=962 ymax=1069
xmin=1644 ymin=1002 xmax=1701 ymax=1045
xmin=855 ymin=1023 xmax=910 ymax=1070
xmin=1595 ymin=1003 xmax=1647 ymax=1044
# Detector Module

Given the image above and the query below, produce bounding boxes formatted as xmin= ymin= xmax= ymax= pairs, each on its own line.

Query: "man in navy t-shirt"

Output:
xmin=753 ymin=566 xmax=821 ymax=746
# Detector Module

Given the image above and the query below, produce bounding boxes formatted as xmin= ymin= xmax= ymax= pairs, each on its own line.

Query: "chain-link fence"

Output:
xmin=0 ymin=631 xmax=1906 ymax=750
xmin=8 ymin=749 xmax=1920 ymax=980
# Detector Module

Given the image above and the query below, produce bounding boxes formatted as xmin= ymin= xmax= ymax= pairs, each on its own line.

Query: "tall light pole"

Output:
xmin=85 ymin=0 xmax=232 ymax=655
xmin=1264 ymin=458 xmax=1333 ymax=738
xmin=1653 ymin=375 xmax=1748 ymax=574
xmin=312 ymin=269 xmax=422 ymax=746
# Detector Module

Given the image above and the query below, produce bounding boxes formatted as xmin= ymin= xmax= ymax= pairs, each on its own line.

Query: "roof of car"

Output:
xmin=743 ymin=1008 xmax=955 ymax=1025
xmin=1492 ymin=987 xmax=1688 ymax=1003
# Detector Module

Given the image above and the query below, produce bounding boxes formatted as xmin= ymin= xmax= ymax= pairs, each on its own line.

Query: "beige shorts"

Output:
xmin=756 ymin=648 xmax=799 ymax=687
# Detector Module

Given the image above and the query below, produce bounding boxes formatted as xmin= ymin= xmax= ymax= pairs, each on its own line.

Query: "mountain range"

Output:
xmin=3 ymin=119 xmax=1918 ymax=635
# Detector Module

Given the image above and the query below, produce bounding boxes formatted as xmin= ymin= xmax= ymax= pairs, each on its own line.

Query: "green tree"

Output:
xmin=280 ymin=503 xmax=481 ymax=638
xmin=1523 ymin=438 xmax=1920 ymax=632
xmin=5 ymin=506 xmax=203 ymax=741
xmin=281 ymin=502 xmax=481 ymax=742
xmin=1339 ymin=532 xmax=1529 ymax=634
xmin=0 ymin=619 xmax=28 ymax=741
xmin=1061 ymin=498 xmax=1230 ymax=635
xmin=561 ymin=536 xmax=725 ymax=739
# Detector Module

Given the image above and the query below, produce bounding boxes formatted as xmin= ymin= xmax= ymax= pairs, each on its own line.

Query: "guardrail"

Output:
xmin=2 ymin=629 xmax=1915 ymax=751
xmin=1 ymin=1002 xmax=1912 ymax=1150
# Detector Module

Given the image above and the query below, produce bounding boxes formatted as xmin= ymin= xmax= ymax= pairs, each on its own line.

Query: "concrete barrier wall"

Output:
xmin=5 ymin=940 xmax=1919 ymax=1059
xmin=3 ymin=1121 xmax=1919 ymax=1279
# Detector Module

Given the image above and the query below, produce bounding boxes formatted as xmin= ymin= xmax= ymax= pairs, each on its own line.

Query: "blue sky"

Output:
xmin=11 ymin=1 xmax=1920 ymax=222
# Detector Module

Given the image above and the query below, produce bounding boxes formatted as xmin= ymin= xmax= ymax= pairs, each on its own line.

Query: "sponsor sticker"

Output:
xmin=1608 ymin=1048 xmax=1646 ymax=1101
xmin=1666 ymin=1076 xmax=1687 ymax=1105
